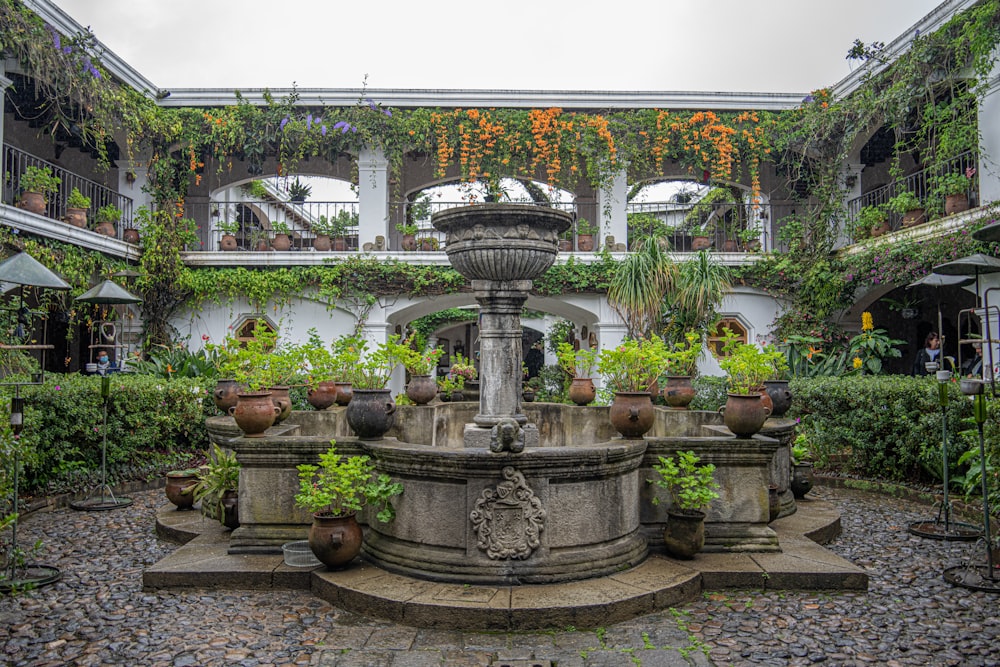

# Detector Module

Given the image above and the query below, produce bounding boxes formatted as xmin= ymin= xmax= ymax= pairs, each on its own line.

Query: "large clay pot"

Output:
xmin=691 ymin=235 xmax=712 ymax=251
xmin=165 ymin=471 xmax=198 ymax=510
xmin=267 ymin=385 xmax=292 ymax=423
xmin=901 ymin=208 xmax=925 ymax=227
xmin=405 ymin=375 xmax=438 ymax=406
xmin=313 ymin=234 xmax=332 ymax=251
xmin=663 ymin=509 xmax=706 ymax=559
xmin=213 ymin=379 xmax=242 ymax=414
xmin=763 ymin=380 xmax=793 ymax=417
xmin=663 ymin=376 xmax=696 ymax=409
xmin=123 ymin=228 xmax=141 ymax=245
xmin=945 ymin=193 xmax=970 ymax=216
xmin=334 ymin=382 xmax=353 ymax=406
xmin=65 ymin=207 xmax=88 ymax=228
xmin=346 ymin=388 xmax=397 ymax=440
xmin=609 ymin=391 xmax=655 ymax=439
xmin=220 ymin=234 xmax=238 ymax=251
xmin=20 ymin=191 xmax=47 ymax=215
xmin=758 ymin=387 xmax=773 ymax=414
xmin=576 ymin=234 xmax=594 ymax=252
xmin=95 ymin=221 xmax=116 ymax=237
xmin=332 ymin=236 xmax=348 ymax=252
xmin=271 ymin=234 xmax=292 ymax=251
xmin=719 ymin=393 xmax=771 ymax=437
xmin=790 ymin=462 xmax=814 ymax=499
xmin=309 ymin=513 xmax=363 ymax=569
xmin=568 ymin=377 xmax=597 ymax=406
xmin=401 ymin=234 xmax=417 ymax=251
xmin=306 ymin=381 xmax=339 ymax=410
xmin=229 ymin=391 xmax=280 ymax=438
xmin=870 ymin=221 xmax=890 ymax=238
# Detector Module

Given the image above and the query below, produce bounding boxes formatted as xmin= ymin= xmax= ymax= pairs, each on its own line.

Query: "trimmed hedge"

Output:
xmin=5 ymin=374 xmax=215 ymax=495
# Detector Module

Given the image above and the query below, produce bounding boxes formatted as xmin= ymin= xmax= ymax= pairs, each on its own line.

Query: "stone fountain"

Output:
xmin=208 ymin=203 xmax=791 ymax=587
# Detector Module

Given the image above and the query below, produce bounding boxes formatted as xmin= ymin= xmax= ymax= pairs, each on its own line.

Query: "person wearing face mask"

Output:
xmin=96 ymin=349 xmax=113 ymax=375
xmin=912 ymin=332 xmax=941 ymax=376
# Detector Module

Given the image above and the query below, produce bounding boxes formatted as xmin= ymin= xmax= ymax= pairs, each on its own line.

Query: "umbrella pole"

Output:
xmin=973 ymin=394 xmax=996 ymax=579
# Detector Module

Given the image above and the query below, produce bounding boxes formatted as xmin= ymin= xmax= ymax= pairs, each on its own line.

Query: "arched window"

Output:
xmin=708 ymin=318 xmax=748 ymax=357
xmin=232 ymin=315 xmax=277 ymax=348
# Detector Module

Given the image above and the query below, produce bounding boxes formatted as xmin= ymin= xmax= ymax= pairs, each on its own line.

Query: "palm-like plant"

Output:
xmin=670 ymin=250 xmax=732 ymax=335
xmin=608 ymin=235 xmax=677 ymax=338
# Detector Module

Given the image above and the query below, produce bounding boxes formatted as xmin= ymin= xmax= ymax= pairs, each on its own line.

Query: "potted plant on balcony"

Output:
xmin=216 ymin=219 xmax=241 ymax=251
xmin=311 ymin=215 xmax=334 ymax=251
xmin=649 ymin=450 xmax=720 ymax=559
xmin=294 ymin=442 xmax=403 ymax=569
xmin=854 ymin=204 xmax=889 ymax=239
xmin=270 ymin=221 xmax=292 ymax=251
xmin=598 ymin=337 xmax=665 ymax=438
xmin=716 ymin=332 xmax=778 ymax=437
xmin=287 ymin=177 xmax=311 ymax=203
xmin=19 ymin=166 xmax=61 ymax=215
xmin=123 ymin=206 xmax=149 ymax=245
xmin=396 ymin=222 xmax=419 ymax=251
xmin=65 ymin=188 xmax=90 ymax=228
xmin=888 ymin=190 xmax=925 ymax=227
xmin=95 ymin=204 xmax=121 ymax=237
xmin=575 ymin=218 xmax=597 ymax=252
xmin=556 ymin=342 xmax=598 ymax=405
xmin=345 ymin=336 xmax=406 ymax=439
xmin=933 ymin=169 xmax=974 ymax=216
xmin=191 ymin=444 xmax=241 ymax=529
xmin=662 ymin=332 xmax=703 ymax=409
xmin=330 ymin=210 xmax=357 ymax=251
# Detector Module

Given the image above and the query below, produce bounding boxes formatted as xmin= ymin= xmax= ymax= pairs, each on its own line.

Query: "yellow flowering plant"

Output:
xmin=845 ymin=312 xmax=904 ymax=375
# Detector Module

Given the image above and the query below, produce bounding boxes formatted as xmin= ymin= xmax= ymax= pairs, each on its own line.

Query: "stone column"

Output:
xmin=357 ymin=147 xmax=389 ymax=249
xmin=0 ymin=70 xmax=12 ymax=159
xmin=472 ymin=279 xmax=531 ymax=428
xmin=978 ymin=54 xmax=1000 ymax=205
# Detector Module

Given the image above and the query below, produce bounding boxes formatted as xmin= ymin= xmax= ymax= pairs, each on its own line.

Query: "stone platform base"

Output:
xmin=146 ymin=495 xmax=866 ymax=631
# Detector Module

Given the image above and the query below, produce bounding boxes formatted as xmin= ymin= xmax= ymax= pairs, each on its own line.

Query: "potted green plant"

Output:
xmin=191 ymin=444 xmax=241 ymax=529
xmin=396 ymin=336 xmax=445 ymax=405
xmin=95 ymin=204 xmax=121 ymax=237
xmin=216 ymin=220 xmax=241 ymax=250
xmin=556 ymin=342 xmax=598 ymax=405
xmin=598 ymin=336 xmax=667 ymax=438
xmin=854 ymin=204 xmax=889 ymax=239
xmin=311 ymin=215 xmax=334 ymax=251
xmin=575 ymin=218 xmax=597 ymax=251
xmin=330 ymin=210 xmax=357 ymax=251
xmin=649 ymin=450 xmax=720 ymax=559
xmin=301 ymin=331 xmax=339 ymax=410
xmin=662 ymin=332 xmax=703 ymax=409
xmin=165 ymin=468 xmax=200 ymax=510
xmin=933 ymin=169 xmax=974 ymax=215
xmin=416 ymin=236 xmax=439 ymax=251
xmin=270 ymin=221 xmax=292 ymax=251
xmin=716 ymin=331 xmax=781 ymax=437
xmin=287 ymin=177 xmax=311 ymax=202
xmin=790 ymin=434 xmax=814 ymax=499
xmin=19 ymin=166 xmax=61 ymax=215
xmin=345 ymin=336 xmax=406 ymax=439
xmin=295 ymin=442 xmax=403 ymax=569
xmin=437 ymin=374 xmax=465 ymax=402
xmin=65 ymin=187 xmax=91 ymax=228
xmin=887 ymin=190 xmax=924 ymax=227
xmin=396 ymin=221 xmax=419 ymax=250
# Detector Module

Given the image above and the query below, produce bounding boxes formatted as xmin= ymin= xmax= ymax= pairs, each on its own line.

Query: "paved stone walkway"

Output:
xmin=0 ymin=486 xmax=997 ymax=666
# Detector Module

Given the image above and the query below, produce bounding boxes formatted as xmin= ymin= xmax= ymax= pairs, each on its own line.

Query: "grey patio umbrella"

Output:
xmin=971 ymin=221 xmax=1000 ymax=244
xmin=74 ymin=279 xmax=142 ymax=305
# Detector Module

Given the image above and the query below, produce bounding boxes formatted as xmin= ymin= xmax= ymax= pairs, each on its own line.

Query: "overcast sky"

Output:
xmin=50 ymin=0 xmax=944 ymax=93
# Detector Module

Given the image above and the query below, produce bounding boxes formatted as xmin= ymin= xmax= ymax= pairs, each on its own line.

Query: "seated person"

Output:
xmin=95 ymin=350 xmax=118 ymax=374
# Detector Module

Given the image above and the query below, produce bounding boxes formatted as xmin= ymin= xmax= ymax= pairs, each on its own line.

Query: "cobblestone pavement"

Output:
xmin=0 ymin=486 xmax=997 ymax=666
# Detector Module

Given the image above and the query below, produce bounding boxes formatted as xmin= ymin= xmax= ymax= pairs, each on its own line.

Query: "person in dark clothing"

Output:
xmin=525 ymin=342 xmax=544 ymax=379
xmin=912 ymin=332 xmax=941 ymax=375
xmin=963 ymin=341 xmax=983 ymax=377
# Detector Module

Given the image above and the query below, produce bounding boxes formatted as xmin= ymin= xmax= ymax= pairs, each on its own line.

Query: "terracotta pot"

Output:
xmin=691 ymin=235 xmax=712 ymax=251
xmin=313 ymin=234 xmax=332 ymax=251
xmin=719 ymin=393 xmax=771 ymax=437
xmin=221 ymin=490 xmax=240 ymax=530
xmin=758 ymin=386 xmax=773 ymax=414
xmin=220 ymin=234 xmax=238 ymax=251
xmin=522 ymin=389 xmax=536 ymax=402
xmin=213 ymin=378 xmax=242 ymax=414
xmin=95 ymin=221 xmax=116 ymax=237
xmin=346 ymin=388 xmax=397 ymax=440
xmin=65 ymin=207 xmax=88 ymax=228
xmin=254 ymin=239 xmax=271 ymax=252
xmin=20 ymin=191 xmax=48 ymax=215
xmin=901 ymin=208 xmax=925 ymax=227
xmin=870 ymin=221 xmax=890 ymax=237
xmin=576 ymin=234 xmax=594 ymax=252
xmin=267 ymin=385 xmax=292 ymax=423
xmin=334 ymin=382 xmax=353 ymax=406
xmin=401 ymin=234 xmax=417 ymax=251
xmin=165 ymin=471 xmax=198 ymax=510
xmin=229 ymin=390 xmax=280 ymax=437
xmin=791 ymin=462 xmax=814 ymax=499
xmin=568 ymin=377 xmax=596 ymax=406
xmin=663 ymin=376 xmax=696 ymax=409
xmin=663 ymin=509 xmax=705 ymax=559
xmin=332 ymin=236 xmax=348 ymax=252
xmin=405 ymin=375 xmax=438 ymax=406
xmin=763 ymin=380 xmax=792 ymax=417
xmin=945 ymin=193 xmax=970 ymax=216
xmin=306 ymin=381 xmax=339 ymax=410
xmin=123 ymin=228 xmax=141 ymax=244
xmin=558 ymin=239 xmax=572 ymax=252
xmin=722 ymin=239 xmax=738 ymax=252
xmin=609 ymin=391 xmax=655 ymax=439
xmin=309 ymin=513 xmax=363 ymax=569
xmin=271 ymin=233 xmax=292 ymax=251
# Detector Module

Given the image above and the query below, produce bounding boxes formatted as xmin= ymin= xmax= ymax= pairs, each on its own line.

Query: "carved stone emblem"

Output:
xmin=470 ymin=467 xmax=545 ymax=560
